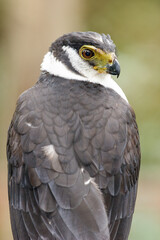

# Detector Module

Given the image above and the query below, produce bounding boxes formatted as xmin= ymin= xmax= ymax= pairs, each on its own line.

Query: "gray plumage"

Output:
xmin=7 ymin=32 xmax=140 ymax=240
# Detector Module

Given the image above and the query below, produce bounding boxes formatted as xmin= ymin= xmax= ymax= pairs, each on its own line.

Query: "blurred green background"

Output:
xmin=0 ymin=0 xmax=160 ymax=239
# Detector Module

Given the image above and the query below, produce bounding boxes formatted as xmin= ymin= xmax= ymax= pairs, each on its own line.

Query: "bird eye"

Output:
xmin=81 ymin=49 xmax=94 ymax=59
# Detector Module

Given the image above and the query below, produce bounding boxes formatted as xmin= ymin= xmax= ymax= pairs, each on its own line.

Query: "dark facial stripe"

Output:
xmin=48 ymin=31 xmax=116 ymax=75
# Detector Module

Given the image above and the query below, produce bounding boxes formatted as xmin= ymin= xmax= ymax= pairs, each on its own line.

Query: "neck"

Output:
xmin=40 ymin=51 xmax=128 ymax=103
xmin=41 ymin=52 xmax=86 ymax=81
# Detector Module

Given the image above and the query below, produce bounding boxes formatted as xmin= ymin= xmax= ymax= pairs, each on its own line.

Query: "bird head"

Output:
xmin=41 ymin=31 xmax=120 ymax=81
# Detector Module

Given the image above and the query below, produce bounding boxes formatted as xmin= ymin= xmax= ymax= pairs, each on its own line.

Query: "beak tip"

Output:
xmin=107 ymin=59 xmax=120 ymax=78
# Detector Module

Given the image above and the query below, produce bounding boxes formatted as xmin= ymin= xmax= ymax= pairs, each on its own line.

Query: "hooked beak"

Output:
xmin=107 ymin=59 xmax=121 ymax=78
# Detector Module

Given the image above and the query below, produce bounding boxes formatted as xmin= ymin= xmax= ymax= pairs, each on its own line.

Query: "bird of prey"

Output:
xmin=7 ymin=31 xmax=140 ymax=240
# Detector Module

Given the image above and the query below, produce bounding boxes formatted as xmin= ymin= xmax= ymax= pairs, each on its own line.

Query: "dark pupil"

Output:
xmin=83 ymin=49 xmax=93 ymax=58
xmin=85 ymin=50 xmax=91 ymax=56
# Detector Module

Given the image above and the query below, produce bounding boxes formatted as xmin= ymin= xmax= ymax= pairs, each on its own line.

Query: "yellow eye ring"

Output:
xmin=79 ymin=46 xmax=95 ymax=60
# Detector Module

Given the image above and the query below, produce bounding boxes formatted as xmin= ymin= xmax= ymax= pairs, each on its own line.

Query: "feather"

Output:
xmin=7 ymin=35 xmax=140 ymax=239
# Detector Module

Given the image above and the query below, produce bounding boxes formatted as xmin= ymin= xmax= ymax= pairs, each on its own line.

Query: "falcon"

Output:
xmin=7 ymin=31 xmax=140 ymax=240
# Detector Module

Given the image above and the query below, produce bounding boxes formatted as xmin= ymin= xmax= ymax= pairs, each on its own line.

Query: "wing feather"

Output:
xmin=7 ymin=79 xmax=140 ymax=240
xmin=7 ymin=82 xmax=110 ymax=240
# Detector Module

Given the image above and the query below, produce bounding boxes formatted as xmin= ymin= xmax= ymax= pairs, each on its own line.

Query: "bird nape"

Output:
xmin=7 ymin=31 xmax=140 ymax=240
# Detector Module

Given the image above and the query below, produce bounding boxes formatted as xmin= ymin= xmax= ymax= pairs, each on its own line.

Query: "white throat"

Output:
xmin=40 ymin=48 xmax=128 ymax=102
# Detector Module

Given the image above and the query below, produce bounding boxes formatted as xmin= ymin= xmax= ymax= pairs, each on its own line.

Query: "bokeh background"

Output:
xmin=0 ymin=0 xmax=160 ymax=239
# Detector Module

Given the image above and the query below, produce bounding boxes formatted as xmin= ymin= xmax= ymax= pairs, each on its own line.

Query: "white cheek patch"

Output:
xmin=40 ymin=48 xmax=128 ymax=103
xmin=62 ymin=46 xmax=96 ymax=79
xmin=40 ymin=51 xmax=86 ymax=81
xmin=63 ymin=46 xmax=128 ymax=103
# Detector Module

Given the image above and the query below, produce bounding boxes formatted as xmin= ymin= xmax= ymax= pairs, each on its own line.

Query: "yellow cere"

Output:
xmin=79 ymin=45 xmax=115 ymax=73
